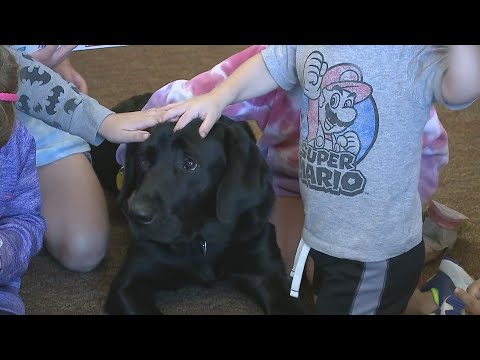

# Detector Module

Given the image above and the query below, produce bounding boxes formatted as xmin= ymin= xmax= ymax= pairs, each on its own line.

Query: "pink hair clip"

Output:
xmin=0 ymin=92 xmax=19 ymax=102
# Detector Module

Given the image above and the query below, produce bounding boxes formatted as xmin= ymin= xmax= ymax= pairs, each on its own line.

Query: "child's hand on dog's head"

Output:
xmin=99 ymin=108 xmax=166 ymax=143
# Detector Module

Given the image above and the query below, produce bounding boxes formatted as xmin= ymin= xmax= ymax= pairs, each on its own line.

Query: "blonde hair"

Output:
xmin=0 ymin=45 xmax=19 ymax=147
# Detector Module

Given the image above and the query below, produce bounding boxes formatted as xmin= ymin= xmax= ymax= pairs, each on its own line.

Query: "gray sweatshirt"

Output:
xmin=9 ymin=48 xmax=113 ymax=146
xmin=262 ymin=45 xmax=454 ymax=262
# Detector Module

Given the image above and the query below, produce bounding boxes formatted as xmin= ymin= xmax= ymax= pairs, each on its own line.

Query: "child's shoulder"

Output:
xmin=0 ymin=121 xmax=35 ymax=159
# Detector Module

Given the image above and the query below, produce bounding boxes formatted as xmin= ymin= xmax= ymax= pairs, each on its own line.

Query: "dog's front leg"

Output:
xmin=229 ymin=273 xmax=276 ymax=314
xmin=227 ymin=226 xmax=305 ymax=315
xmin=105 ymin=282 xmax=161 ymax=315
xmin=230 ymin=272 xmax=304 ymax=315
xmin=105 ymin=245 xmax=165 ymax=315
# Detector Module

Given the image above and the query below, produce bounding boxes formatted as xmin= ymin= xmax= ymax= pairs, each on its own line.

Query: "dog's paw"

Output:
xmin=104 ymin=293 xmax=164 ymax=315
xmin=104 ymin=293 xmax=129 ymax=315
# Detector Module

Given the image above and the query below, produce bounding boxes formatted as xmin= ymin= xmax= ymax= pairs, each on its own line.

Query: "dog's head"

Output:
xmin=118 ymin=116 xmax=274 ymax=243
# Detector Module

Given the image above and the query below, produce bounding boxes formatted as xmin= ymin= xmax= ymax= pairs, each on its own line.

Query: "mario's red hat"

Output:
xmin=321 ymin=63 xmax=372 ymax=104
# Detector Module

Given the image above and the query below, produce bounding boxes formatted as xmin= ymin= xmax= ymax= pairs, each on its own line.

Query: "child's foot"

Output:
xmin=438 ymin=256 xmax=474 ymax=291
xmin=427 ymin=201 xmax=469 ymax=231
xmin=438 ymin=295 xmax=465 ymax=315
xmin=421 ymin=262 xmax=471 ymax=315
xmin=423 ymin=201 xmax=469 ymax=263
xmin=422 ymin=271 xmax=456 ymax=314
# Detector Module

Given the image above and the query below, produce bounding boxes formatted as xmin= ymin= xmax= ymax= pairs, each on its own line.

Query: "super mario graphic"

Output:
xmin=300 ymin=51 xmax=379 ymax=197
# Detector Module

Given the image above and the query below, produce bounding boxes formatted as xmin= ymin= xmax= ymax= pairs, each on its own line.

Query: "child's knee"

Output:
xmin=47 ymin=230 xmax=108 ymax=272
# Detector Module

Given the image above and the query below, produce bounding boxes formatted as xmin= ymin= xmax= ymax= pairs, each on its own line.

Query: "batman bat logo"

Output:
xmin=17 ymin=95 xmax=31 ymax=114
xmin=64 ymin=98 xmax=81 ymax=114
xmin=46 ymin=86 xmax=65 ymax=115
xmin=33 ymin=103 xmax=43 ymax=113
xmin=20 ymin=66 xmax=52 ymax=86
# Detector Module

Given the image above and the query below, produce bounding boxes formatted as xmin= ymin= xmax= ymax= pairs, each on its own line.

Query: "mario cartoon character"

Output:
xmin=300 ymin=51 xmax=379 ymax=196
xmin=303 ymin=53 xmax=373 ymax=158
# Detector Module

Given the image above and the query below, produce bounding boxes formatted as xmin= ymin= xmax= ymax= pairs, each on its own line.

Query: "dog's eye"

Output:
xmin=183 ymin=158 xmax=198 ymax=171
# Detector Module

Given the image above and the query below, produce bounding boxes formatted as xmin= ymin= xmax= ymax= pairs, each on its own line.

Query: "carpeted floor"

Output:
xmin=19 ymin=45 xmax=480 ymax=315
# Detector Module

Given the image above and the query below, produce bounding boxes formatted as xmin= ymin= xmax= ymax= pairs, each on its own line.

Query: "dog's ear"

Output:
xmin=216 ymin=121 xmax=273 ymax=224
xmin=117 ymin=142 xmax=139 ymax=208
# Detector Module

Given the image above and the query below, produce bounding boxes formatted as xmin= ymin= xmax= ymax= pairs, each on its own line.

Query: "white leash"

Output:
xmin=289 ymin=238 xmax=311 ymax=298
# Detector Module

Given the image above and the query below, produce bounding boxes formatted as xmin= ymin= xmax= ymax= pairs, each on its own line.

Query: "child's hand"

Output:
xmin=31 ymin=45 xmax=78 ymax=69
xmin=53 ymin=58 xmax=88 ymax=94
xmin=159 ymin=92 xmax=226 ymax=138
xmin=31 ymin=45 xmax=88 ymax=93
xmin=98 ymin=109 xmax=166 ymax=144
xmin=455 ymin=279 xmax=480 ymax=315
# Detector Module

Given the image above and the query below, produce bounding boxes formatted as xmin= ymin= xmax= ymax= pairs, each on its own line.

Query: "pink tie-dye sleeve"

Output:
xmin=418 ymin=106 xmax=449 ymax=205
xmin=143 ymin=45 xmax=277 ymax=130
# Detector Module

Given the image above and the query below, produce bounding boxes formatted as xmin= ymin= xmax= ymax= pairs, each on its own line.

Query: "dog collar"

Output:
xmin=170 ymin=237 xmax=208 ymax=257
xmin=116 ymin=167 xmax=125 ymax=191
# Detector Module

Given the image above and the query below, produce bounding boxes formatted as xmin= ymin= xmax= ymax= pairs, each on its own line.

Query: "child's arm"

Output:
xmin=160 ymin=51 xmax=280 ymax=137
xmin=0 ymin=128 xmax=45 ymax=282
xmin=9 ymin=48 xmax=162 ymax=145
xmin=29 ymin=45 xmax=78 ymax=69
xmin=11 ymin=48 xmax=112 ymax=145
xmin=144 ymin=45 xmax=278 ymax=128
xmin=442 ymin=45 xmax=480 ymax=105
xmin=418 ymin=106 xmax=449 ymax=205
xmin=51 ymin=58 xmax=88 ymax=94
xmin=29 ymin=46 xmax=88 ymax=98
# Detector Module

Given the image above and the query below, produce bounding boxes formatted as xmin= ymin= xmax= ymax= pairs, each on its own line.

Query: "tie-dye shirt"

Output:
xmin=116 ymin=45 xmax=448 ymax=205
xmin=0 ymin=122 xmax=46 ymax=315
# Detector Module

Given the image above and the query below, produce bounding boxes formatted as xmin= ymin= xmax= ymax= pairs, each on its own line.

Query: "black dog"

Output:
xmin=90 ymin=93 xmax=154 ymax=195
xmin=104 ymin=116 xmax=302 ymax=315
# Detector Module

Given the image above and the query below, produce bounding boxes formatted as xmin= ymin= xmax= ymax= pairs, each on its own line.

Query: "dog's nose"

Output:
xmin=129 ymin=203 xmax=156 ymax=225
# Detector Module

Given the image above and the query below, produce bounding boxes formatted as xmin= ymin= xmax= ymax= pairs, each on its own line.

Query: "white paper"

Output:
xmin=11 ymin=45 xmax=127 ymax=54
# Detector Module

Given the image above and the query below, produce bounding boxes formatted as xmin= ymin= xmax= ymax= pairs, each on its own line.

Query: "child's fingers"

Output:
xmin=120 ymin=111 xmax=159 ymax=131
xmin=455 ymin=288 xmax=480 ymax=315
xmin=199 ymin=114 xmax=218 ymax=138
xmin=466 ymin=282 xmax=480 ymax=299
xmin=38 ymin=45 xmax=59 ymax=56
xmin=45 ymin=45 xmax=78 ymax=66
xmin=156 ymin=103 xmax=186 ymax=121
xmin=134 ymin=108 xmax=180 ymax=128
xmin=161 ymin=105 xmax=188 ymax=123
xmin=121 ymin=130 xmax=151 ymax=143
xmin=158 ymin=102 xmax=182 ymax=112
xmin=173 ymin=111 xmax=197 ymax=132
xmin=71 ymin=69 xmax=88 ymax=94
xmin=55 ymin=45 xmax=78 ymax=60
xmin=143 ymin=108 xmax=170 ymax=121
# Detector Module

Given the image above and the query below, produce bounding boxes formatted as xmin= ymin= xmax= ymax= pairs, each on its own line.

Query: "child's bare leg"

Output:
xmin=38 ymin=153 xmax=110 ymax=272
xmin=403 ymin=288 xmax=438 ymax=315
